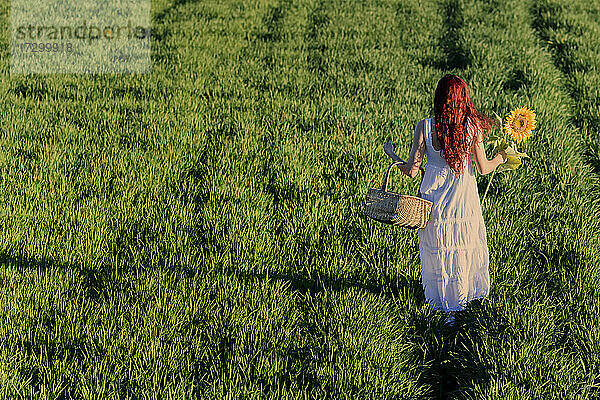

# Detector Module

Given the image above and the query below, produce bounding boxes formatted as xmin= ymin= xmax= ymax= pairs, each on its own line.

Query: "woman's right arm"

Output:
xmin=472 ymin=129 xmax=507 ymax=175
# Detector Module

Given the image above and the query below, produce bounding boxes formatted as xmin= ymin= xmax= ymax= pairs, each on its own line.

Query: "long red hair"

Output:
xmin=434 ymin=74 xmax=496 ymax=176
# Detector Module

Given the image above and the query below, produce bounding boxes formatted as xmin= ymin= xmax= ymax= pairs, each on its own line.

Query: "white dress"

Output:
xmin=418 ymin=117 xmax=490 ymax=312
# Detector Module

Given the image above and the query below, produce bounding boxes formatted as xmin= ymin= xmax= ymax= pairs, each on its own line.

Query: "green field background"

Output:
xmin=1 ymin=0 xmax=600 ymax=398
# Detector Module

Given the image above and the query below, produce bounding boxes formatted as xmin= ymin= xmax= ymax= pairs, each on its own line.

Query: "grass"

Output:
xmin=0 ymin=0 xmax=599 ymax=398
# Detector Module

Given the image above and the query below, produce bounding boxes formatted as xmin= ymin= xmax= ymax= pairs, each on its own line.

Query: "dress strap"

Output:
xmin=427 ymin=118 xmax=434 ymax=149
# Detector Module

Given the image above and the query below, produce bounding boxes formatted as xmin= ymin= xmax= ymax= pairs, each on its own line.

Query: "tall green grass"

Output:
xmin=532 ymin=0 xmax=600 ymax=196
xmin=0 ymin=0 xmax=599 ymax=398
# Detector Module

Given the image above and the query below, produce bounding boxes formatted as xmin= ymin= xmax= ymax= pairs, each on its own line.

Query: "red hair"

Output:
xmin=434 ymin=74 xmax=496 ymax=176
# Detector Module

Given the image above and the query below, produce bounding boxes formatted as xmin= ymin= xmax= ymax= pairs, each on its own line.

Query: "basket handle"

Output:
xmin=381 ymin=159 xmax=426 ymax=192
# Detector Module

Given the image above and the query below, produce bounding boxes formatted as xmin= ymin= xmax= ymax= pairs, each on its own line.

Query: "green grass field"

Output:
xmin=1 ymin=0 xmax=600 ymax=398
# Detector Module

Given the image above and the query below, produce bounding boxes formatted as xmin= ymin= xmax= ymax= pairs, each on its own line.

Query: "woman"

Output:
xmin=384 ymin=74 xmax=507 ymax=326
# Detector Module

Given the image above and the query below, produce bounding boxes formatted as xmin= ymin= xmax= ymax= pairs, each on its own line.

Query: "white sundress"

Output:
xmin=418 ymin=117 xmax=490 ymax=312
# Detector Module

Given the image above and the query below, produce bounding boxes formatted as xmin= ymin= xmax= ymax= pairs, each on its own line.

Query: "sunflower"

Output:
xmin=504 ymin=107 xmax=536 ymax=143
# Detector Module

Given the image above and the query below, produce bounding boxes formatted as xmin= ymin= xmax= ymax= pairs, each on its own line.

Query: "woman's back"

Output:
xmin=423 ymin=117 xmax=451 ymax=169
xmin=420 ymin=117 xmax=481 ymax=220
xmin=418 ymin=116 xmax=490 ymax=313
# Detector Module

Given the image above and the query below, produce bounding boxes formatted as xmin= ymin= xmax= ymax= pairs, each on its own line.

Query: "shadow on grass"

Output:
xmin=232 ymin=262 xmax=497 ymax=399
xmin=238 ymin=267 xmax=424 ymax=301
xmin=415 ymin=299 xmax=508 ymax=399
xmin=502 ymin=68 xmax=532 ymax=93
xmin=0 ymin=252 xmax=148 ymax=397
xmin=418 ymin=0 xmax=471 ymax=72
xmin=0 ymin=252 xmax=119 ymax=304
xmin=583 ymin=146 xmax=600 ymax=176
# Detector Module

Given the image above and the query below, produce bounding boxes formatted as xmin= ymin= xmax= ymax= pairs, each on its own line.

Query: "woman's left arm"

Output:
xmin=384 ymin=120 xmax=425 ymax=178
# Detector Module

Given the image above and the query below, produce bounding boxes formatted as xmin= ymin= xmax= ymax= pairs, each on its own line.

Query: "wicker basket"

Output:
xmin=364 ymin=161 xmax=433 ymax=229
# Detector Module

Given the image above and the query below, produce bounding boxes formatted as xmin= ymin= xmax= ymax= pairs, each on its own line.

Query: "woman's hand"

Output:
xmin=383 ymin=140 xmax=395 ymax=156
xmin=498 ymin=149 xmax=508 ymax=163
xmin=383 ymin=140 xmax=405 ymax=166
